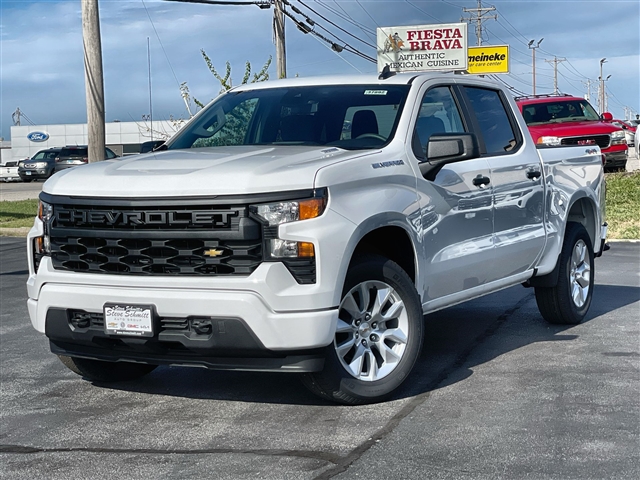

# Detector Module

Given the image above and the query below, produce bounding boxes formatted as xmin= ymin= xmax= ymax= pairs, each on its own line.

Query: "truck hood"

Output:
xmin=43 ymin=146 xmax=372 ymax=198
xmin=527 ymin=120 xmax=621 ymax=142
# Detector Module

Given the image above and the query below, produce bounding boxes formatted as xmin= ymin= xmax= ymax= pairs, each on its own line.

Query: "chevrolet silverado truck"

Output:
xmin=26 ymin=73 xmax=606 ymax=404
xmin=516 ymin=94 xmax=628 ymax=171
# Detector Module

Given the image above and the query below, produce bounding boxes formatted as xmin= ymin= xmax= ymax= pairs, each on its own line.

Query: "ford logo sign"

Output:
xmin=27 ymin=131 xmax=49 ymax=142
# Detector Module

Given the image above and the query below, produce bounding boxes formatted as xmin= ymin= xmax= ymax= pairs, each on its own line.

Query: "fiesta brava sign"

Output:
xmin=377 ymin=23 xmax=468 ymax=74
xmin=27 ymin=131 xmax=49 ymax=142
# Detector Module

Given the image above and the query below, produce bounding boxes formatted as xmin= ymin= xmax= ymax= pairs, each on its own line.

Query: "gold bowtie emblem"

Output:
xmin=204 ymin=248 xmax=224 ymax=257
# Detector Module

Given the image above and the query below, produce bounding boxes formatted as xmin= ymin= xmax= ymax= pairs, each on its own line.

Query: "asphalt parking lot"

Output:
xmin=1 ymin=238 xmax=638 ymax=479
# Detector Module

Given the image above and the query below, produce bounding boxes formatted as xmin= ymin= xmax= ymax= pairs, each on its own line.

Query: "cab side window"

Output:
xmin=464 ymin=87 xmax=518 ymax=154
xmin=412 ymin=86 xmax=465 ymax=159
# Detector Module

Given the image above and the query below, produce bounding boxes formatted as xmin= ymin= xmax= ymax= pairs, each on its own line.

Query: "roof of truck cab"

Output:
xmin=228 ymin=72 xmax=476 ymax=91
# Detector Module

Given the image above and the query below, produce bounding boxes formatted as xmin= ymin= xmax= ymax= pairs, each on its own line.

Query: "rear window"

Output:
xmin=59 ymin=148 xmax=88 ymax=157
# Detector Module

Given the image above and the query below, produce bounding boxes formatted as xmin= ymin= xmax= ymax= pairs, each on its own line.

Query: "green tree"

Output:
xmin=193 ymin=50 xmax=272 ymax=108
xmin=188 ymin=52 xmax=272 ymax=148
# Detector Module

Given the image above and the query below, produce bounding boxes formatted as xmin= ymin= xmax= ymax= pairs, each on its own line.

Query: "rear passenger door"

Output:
xmin=409 ymin=84 xmax=495 ymax=304
xmin=460 ymin=86 xmax=545 ymax=280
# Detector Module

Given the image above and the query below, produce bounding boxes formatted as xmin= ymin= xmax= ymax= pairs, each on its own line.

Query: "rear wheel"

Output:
xmin=302 ymin=255 xmax=424 ymax=404
xmin=535 ymin=223 xmax=594 ymax=325
xmin=58 ymin=355 xmax=157 ymax=382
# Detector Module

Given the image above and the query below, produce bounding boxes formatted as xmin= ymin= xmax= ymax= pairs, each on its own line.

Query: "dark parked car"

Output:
xmin=19 ymin=146 xmax=119 ymax=181
xmin=18 ymin=148 xmax=61 ymax=181
xmin=54 ymin=145 xmax=119 ymax=171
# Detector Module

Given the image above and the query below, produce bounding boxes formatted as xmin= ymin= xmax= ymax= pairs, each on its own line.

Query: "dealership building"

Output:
xmin=2 ymin=120 xmax=181 ymax=163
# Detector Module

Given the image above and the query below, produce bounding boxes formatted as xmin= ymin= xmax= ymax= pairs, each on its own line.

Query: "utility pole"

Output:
xmin=461 ymin=0 xmax=497 ymax=46
xmin=81 ymin=0 xmax=106 ymax=163
xmin=274 ymin=0 xmax=286 ymax=78
xmin=528 ymin=39 xmax=543 ymax=95
xmin=582 ymin=79 xmax=593 ymax=101
xmin=544 ymin=56 xmax=567 ymax=95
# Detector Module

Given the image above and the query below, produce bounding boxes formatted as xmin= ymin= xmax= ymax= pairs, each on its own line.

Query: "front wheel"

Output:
xmin=302 ymin=255 xmax=424 ymax=405
xmin=535 ymin=223 xmax=594 ymax=325
xmin=58 ymin=355 xmax=157 ymax=382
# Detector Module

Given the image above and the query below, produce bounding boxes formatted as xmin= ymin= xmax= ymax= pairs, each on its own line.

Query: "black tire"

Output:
xmin=535 ymin=223 xmax=594 ymax=325
xmin=21 ymin=178 xmax=33 ymax=183
xmin=57 ymin=355 xmax=157 ymax=382
xmin=301 ymin=254 xmax=424 ymax=405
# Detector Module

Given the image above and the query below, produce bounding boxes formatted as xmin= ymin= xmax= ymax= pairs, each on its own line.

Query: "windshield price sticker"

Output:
xmin=104 ymin=305 xmax=154 ymax=337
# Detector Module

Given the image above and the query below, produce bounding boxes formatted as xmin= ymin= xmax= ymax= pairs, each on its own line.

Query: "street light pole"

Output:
xmin=528 ymin=38 xmax=543 ymax=95
xmin=599 ymin=57 xmax=607 ymax=114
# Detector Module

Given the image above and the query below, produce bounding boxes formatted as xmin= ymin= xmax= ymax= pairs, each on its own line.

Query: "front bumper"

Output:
xmin=28 ymin=274 xmax=337 ymax=352
xmin=18 ymin=168 xmax=49 ymax=179
xmin=46 ymin=308 xmax=326 ymax=372
xmin=602 ymin=149 xmax=628 ymax=169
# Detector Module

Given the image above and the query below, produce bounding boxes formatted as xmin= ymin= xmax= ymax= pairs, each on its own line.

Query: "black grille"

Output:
xmin=51 ymin=237 xmax=262 ymax=275
xmin=67 ymin=310 xmax=195 ymax=332
xmin=47 ymin=200 xmax=264 ymax=276
xmin=560 ymin=135 xmax=610 ymax=149
xmin=43 ymin=193 xmax=316 ymax=283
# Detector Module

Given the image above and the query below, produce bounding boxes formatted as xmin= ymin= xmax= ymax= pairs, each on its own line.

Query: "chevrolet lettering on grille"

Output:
xmin=55 ymin=209 xmax=239 ymax=228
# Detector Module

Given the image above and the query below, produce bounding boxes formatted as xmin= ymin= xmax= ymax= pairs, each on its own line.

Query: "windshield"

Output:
xmin=521 ymin=99 xmax=600 ymax=125
xmin=32 ymin=151 xmax=57 ymax=160
xmin=167 ymin=85 xmax=411 ymax=151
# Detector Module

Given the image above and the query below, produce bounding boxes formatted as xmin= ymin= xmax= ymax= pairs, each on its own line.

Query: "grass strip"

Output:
xmin=605 ymin=171 xmax=640 ymax=240
xmin=0 ymin=199 xmax=39 ymax=229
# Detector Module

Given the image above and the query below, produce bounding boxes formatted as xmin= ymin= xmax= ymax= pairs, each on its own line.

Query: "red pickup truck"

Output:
xmin=516 ymin=94 xmax=628 ymax=171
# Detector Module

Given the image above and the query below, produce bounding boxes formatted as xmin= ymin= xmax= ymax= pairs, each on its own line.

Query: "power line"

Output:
xmin=405 ymin=0 xmax=443 ymax=23
xmin=282 ymin=6 xmax=376 ymax=62
xmin=315 ymin=1 xmax=375 ymax=37
xmin=327 ymin=0 xmax=377 ymax=43
xmin=292 ymin=0 xmax=376 ymax=48
xmin=354 ymin=0 xmax=380 ymax=29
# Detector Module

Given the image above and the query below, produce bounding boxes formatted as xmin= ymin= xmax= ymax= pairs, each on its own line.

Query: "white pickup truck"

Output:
xmin=26 ymin=73 xmax=606 ymax=404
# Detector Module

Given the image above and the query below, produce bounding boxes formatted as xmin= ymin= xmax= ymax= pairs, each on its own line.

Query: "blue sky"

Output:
xmin=1 ymin=0 xmax=639 ymax=139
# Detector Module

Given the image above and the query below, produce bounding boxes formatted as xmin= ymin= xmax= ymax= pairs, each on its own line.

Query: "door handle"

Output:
xmin=472 ymin=174 xmax=491 ymax=188
xmin=526 ymin=170 xmax=541 ymax=180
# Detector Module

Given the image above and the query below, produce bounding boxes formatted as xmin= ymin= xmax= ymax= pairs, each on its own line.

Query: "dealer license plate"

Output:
xmin=104 ymin=304 xmax=154 ymax=337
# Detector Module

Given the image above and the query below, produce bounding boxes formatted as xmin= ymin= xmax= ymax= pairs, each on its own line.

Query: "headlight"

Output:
xmin=611 ymin=130 xmax=626 ymax=145
xmin=251 ymin=195 xmax=327 ymax=226
xmin=36 ymin=200 xmax=53 ymax=255
xmin=536 ymin=136 xmax=561 ymax=146
xmin=250 ymin=190 xmax=327 ymax=259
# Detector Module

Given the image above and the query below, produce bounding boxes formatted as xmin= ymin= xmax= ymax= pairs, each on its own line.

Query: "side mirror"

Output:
xmin=601 ymin=112 xmax=613 ymax=121
xmin=419 ymin=133 xmax=480 ymax=180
